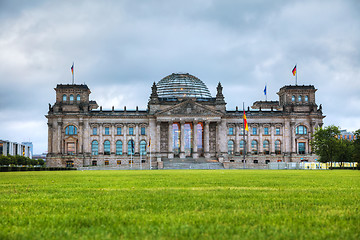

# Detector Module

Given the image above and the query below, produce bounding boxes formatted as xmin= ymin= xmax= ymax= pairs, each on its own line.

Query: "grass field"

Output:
xmin=0 ymin=170 xmax=359 ymax=240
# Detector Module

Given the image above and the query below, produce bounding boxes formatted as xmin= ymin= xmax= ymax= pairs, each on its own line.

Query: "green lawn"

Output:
xmin=0 ymin=170 xmax=359 ymax=240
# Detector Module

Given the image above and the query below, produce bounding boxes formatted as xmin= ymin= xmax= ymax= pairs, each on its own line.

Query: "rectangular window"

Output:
xmin=67 ymin=142 xmax=75 ymax=155
xmin=298 ymin=142 xmax=305 ymax=154
xmin=129 ymin=127 xmax=134 ymax=135
xmin=141 ymin=127 xmax=146 ymax=135
xmin=264 ymin=127 xmax=269 ymax=135
xmin=229 ymin=127 xmax=234 ymax=135
xmin=117 ymin=160 xmax=121 ymax=165
xmin=93 ymin=127 xmax=97 ymax=135
xmin=105 ymin=127 xmax=110 ymax=135
xmin=105 ymin=160 xmax=109 ymax=166
xmin=252 ymin=127 xmax=257 ymax=135
xmin=276 ymin=127 xmax=280 ymax=135
xmin=117 ymin=127 xmax=122 ymax=135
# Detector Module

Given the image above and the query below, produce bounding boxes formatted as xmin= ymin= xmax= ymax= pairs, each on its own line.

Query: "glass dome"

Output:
xmin=157 ymin=73 xmax=212 ymax=98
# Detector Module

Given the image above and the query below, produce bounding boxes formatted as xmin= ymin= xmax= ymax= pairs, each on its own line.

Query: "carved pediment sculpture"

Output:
xmin=156 ymin=100 xmax=222 ymax=116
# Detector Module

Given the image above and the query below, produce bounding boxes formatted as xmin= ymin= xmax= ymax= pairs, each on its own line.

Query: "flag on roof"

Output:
xmin=292 ymin=65 xmax=296 ymax=76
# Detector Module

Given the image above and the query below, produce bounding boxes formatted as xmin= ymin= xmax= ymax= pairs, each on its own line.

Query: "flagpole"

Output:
xmin=149 ymin=138 xmax=152 ymax=170
xmin=72 ymin=62 xmax=74 ymax=84
xmin=296 ymin=63 xmax=297 ymax=85
xmin=243 ymin=102 xmax=246 ymax=169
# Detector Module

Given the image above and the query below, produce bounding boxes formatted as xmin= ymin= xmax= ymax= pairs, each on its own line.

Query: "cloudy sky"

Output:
xmin=0 ymin=0 xmax=359 ymax=154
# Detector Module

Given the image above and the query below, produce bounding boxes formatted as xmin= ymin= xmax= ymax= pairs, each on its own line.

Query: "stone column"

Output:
xmin=47 ymin=123 xmax=53 ymax=154
xmin=284 ymin=120 xmax=291 ymax=155
xmin=216 ymin=120 xmax=227 ymax=156
xmin=156 ymin=121 xmax=161 ymax=154
xmin=270 ymin=124 xmax=275 ymax=154
xmin=180 ymin=121 xmax=185 ymax=158
xmin=204 ymin=121 xmax=210 ymax=158
xmin=259 ymin=124 xmax=263 ymax=154
xmin=135 ymin=124 xmax=139 ymax=153
xmin=168 ymin=121 xmax=174 ymax=158
xmin=57 ymin=121 xmax=62 ymax=154
xmin=79 ymin=121 xmax=83 ymax=154
xmin=192 ymin=121 xmax=198 ymax=159
xmin=123 ymin=125 xmax=127 ymax=155
xmin=83 ymin=119 xmax=89 ymax=154
xmin=99 ymin=124 xmax=103 ymax=154
xmin=291 ymin=123 xmax=296 ymax=154
xmin=111 ymin=124 xmax=115 ymax=154
xmin=235 ymin=124 xmax=240 ymax=154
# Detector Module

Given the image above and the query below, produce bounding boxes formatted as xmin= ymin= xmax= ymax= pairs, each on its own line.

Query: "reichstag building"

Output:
xmin=46 ymin=73 xmax=324 ymax=168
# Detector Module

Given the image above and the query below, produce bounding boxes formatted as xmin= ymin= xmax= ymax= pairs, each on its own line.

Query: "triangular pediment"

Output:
xmin=156 ymin=100 xmax=222 ymax=116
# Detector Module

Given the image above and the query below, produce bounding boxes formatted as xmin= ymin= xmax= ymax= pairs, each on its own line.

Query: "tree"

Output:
xmin=353 ymin=129 xmax=360 ymax=170
xmin=311 ymin=125 xmax=340 ymax=169
xmin=37 ymin=159 xmax=45 ymax=166
xmin=0 ymin=155 xmax=10 ymax=166
xmin=336 ymin=139 xmax=354 ymax=168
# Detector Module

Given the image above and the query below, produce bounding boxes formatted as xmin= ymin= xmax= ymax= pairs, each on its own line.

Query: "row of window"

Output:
xmin=62 ymin=94 xmax=81 ymax=102
xmin=228 ymin=126 xmax=307 ymax=135
xmin=66 ymin=160 xmax=146 ymax=167
xmin=92 ymin=126 xmax=146 ymax=136
xmin=228 ymin=140 xmax=282 ymax=155
xmin=228 ymin=140 xmax=307 ymax=155
xmin=66 ymin=125 xmax=307 ymax=137
xmin=291 ymin=95 xmax=309 ymax=102
xmin=229 ymin=159 xmax=275 ymax=164
xmin=64 ymin=125 xmax=146 ymax=136
xmin=229 ymin=127 xmax=281 ymax=135
xmin=91 ymin=140 xmax=147 ymax=156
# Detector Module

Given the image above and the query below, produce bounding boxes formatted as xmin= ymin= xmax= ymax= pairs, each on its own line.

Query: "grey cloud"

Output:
xmin=0 ymin=0 xmax=360 ymax=153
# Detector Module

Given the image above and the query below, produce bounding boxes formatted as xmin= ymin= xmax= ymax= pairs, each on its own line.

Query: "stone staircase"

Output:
xmin=162 ymin=157 xmax=224 ymax=170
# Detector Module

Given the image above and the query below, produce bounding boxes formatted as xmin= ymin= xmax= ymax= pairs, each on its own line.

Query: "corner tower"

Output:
xmin=277 ymin=85 xmax=318 ymax=112
xmin=50 ymin=84 xmax=98 ymax=113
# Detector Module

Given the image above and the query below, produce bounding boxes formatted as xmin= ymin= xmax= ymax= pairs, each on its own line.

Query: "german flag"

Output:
xmin=243 ymin=110 xmax=249 ymax=131
xmin=292 ymin=65 xmax=296 ymax=76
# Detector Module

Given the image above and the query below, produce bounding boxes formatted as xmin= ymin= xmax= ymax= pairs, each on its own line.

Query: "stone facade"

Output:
xmin=46 ymin=73 xmax=324 ymax=169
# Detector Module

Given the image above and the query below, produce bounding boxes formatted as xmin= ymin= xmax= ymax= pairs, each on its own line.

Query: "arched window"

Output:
xmin=65 ymin=125 xmax=77 ymax=135
xmin=275 ymin=140 xmax=281 ymax=154
xmin=296 ymin=125 xmax=307 ymax=135
xmin=76 ymin=94 xmax=81 ymax=101
xmin=227 ymin=140 xmax=234 ymax=155
xmin=263 ymin=140 xmax=270 ymax=154
xmin=91 ymin=140 xmax=98 ymax=155
xmin=140 ymin=140 xmax=147 ymax=156
xmin=251 ymin=140 xmax=258 ymax=154
xmin=62 ymin=94 xmax=67 ymax=102
xmin=298 ymin=95 xmax=302 ymax=102
xmin=305 ymin=95 xmax=309 ymax=102
xmin=70 ymin=94 xmax=74 ymax=102
xmin=292 ymin=95 xmax=295 ymax=102
xmin=104 ymin=140 xmax=110 ymax=155
xmin=128 ymin=140 xmax=134 ymax=155
xmin=240 ymin=140 xmax=246 ymax=155
xmin=116 ymin=141 xmax=122 ymax=155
